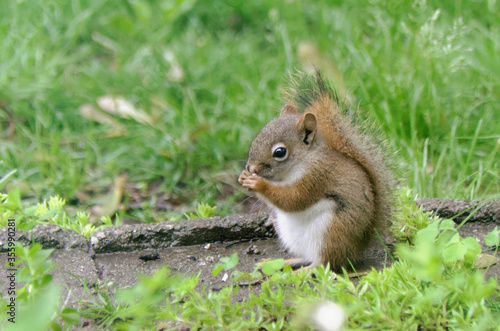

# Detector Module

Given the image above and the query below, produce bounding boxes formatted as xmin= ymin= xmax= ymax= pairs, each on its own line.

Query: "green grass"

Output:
xmin=1 ymin=189 xmax=499 ymax=330
xmin=1 ymin=0 xmax=498 ymax=220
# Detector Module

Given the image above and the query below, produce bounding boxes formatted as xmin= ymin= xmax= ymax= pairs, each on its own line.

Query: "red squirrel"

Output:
xmin=238 ymin=73 xmax=394 ymax=271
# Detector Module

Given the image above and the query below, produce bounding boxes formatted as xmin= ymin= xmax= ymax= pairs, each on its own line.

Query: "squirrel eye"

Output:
xmin=272 ymin=145 xmax=288 ymax=161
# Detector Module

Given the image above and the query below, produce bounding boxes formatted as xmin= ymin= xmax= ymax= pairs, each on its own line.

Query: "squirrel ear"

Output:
xmin=296 ymin=112 xmax=317 ymax=145
xmin=280 ymin=103 xmax=297 ymax=115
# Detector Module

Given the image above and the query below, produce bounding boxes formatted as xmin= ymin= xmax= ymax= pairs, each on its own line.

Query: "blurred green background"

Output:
xmin=0 ymin=0 xmax=498 ymax=221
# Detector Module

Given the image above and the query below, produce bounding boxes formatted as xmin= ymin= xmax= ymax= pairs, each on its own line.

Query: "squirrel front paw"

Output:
xmin=238 ymin=170 xmax=265 ymax=191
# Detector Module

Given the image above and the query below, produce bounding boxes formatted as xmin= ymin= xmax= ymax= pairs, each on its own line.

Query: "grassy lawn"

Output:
xmin=1 ymin=0 xmax=498 ymax=222
xmin=1 ymin=0 xmax=500 ymax=329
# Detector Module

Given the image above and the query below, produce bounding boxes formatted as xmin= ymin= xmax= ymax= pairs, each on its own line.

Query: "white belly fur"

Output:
xmin=274 ymin=199 xmax=335 ymax=265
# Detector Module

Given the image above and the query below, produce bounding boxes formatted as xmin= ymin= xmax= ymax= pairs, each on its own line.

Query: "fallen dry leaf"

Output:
xmin=474 ymin=253 xmax=499 ymax=269
xmin=78 ymin=103 xmax=129 ymax=137
xmin=79 ymin=104 xmax=117 ymax=125
xmin=90 ymin=173 xmax=128 ymax=222
xmin=97 ymin=95 xmax=154 ymax=126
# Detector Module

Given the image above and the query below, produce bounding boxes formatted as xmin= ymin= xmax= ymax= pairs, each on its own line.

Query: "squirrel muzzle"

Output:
xmin=246 ymin=162 xmax=271 ymax=178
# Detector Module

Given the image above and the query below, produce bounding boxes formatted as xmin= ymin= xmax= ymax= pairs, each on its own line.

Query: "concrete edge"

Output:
xmin=90 ymin=213 xmax=274 ymax=253
xmin=415 ymin=198 xmax=500 ymax=224
xmin=0 ymin=199 xmax=498 ymax=253
xmin=0 ymin=213 xmax=274 ymax=254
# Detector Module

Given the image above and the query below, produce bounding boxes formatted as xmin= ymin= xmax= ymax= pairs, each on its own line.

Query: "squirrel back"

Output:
xmin=288 ymin=73 xmax=394 ymax=232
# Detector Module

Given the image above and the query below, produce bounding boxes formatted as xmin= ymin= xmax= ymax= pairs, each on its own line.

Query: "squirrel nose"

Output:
xmin=246 ymin=164 xmax=255 ymax=173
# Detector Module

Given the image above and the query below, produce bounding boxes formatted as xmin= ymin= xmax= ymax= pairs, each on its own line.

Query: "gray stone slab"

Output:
xmin=0 ymin=248 xmax=98 ymax=309
xmin=416 ymin=198 xmax=500 ymax=224
xmin=93 ymin=237 xmax=393 ymax=290
xmin=90 ymin=213 xmax=274 ymax=253
xmin=94 ymin=239 xmax=290 ymax=290
xmin=48 ymin=249 xmax=100 ymax=308
xmin=0 ymin=224 xmax=88 ymax=253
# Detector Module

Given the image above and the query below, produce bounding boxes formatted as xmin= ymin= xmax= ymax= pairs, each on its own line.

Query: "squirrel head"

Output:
xmin=245 ymin=103 xmax=320 ymax=182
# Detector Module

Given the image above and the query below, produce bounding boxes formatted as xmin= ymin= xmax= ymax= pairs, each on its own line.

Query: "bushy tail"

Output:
xmin=287 ymin=71 xmax=396 ymax=229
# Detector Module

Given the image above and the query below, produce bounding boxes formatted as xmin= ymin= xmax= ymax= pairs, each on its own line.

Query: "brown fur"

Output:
xmin=238 ymin=72 xmax=394 ymax=271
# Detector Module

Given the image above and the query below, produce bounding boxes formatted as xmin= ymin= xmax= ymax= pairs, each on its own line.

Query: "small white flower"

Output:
xmin=311 ymin=301 xmax=345 ymax=331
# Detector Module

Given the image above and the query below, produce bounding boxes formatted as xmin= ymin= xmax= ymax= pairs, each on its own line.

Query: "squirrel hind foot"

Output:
xmin=284 ymin=257 xmax=316 ymax=270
